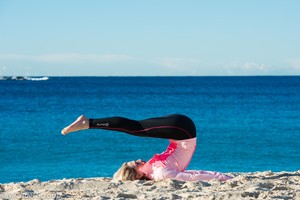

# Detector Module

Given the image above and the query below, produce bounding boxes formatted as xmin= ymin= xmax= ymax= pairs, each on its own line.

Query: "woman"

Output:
xmin=61 ymin=114 xmax=232 ymax=181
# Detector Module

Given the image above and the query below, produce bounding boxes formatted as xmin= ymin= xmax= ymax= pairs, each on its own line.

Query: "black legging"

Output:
xmin=89 ymin=114 xmax=196 ymax=140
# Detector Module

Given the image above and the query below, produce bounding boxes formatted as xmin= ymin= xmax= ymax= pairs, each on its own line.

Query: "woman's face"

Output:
xmin=126 ymin=159 xmax=146 ymax=179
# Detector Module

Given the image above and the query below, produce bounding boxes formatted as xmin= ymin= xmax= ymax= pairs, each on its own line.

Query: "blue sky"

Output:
xmin=0 ymin=0 xmax=300 ymax=76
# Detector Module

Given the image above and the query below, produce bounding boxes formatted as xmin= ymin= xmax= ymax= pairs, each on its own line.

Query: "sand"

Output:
xmin=1 ymin=171 xmax=299 ymax=200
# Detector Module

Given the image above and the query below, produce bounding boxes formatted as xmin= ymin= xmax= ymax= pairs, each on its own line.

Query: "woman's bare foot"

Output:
xmin=61 ymin=115 xmax=89 ymax=135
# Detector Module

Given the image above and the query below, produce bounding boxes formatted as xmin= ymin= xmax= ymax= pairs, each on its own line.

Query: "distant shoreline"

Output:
xmin=1 ymin=75 xmax=300 ymax=78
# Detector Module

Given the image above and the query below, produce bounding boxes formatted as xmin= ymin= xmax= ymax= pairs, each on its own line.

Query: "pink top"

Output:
xmin=140 ymin=138 xmax=231 ymax=181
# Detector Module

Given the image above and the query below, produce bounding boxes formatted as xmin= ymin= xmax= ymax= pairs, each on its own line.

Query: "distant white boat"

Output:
xmin=24 ymin=76 xmax=49 ymax=81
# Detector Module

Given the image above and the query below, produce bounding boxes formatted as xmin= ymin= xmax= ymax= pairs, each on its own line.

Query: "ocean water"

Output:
xmin=0 ymin=76 xmax=299 ymax=183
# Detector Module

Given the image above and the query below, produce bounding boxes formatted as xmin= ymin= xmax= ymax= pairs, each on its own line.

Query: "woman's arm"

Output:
xmin=153 ymin=168 xmax=232 ymax=181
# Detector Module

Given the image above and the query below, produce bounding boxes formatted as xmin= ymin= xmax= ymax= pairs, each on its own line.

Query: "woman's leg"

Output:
xmin=62 ymin=114 xmax=196 ymax=140
xmin=89 ymin=114 xmax=196 ymax=140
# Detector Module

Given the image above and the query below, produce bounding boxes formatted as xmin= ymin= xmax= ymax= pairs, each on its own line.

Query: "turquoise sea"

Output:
xmin=1 ymin=76 xmax=299 ymax=183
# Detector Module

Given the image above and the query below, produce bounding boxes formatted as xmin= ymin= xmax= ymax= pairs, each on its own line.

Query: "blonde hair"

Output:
xmin=113 ymin=163 xmax=139 ymax=181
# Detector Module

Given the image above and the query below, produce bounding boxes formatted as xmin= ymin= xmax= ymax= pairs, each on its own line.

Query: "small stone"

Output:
xmin=117 ymin=193 xmax=137 ymax=199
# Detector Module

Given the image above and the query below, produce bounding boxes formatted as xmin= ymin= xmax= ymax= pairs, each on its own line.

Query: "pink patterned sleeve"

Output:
xmin=153 ymin=168 xmax=233 ymax=181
